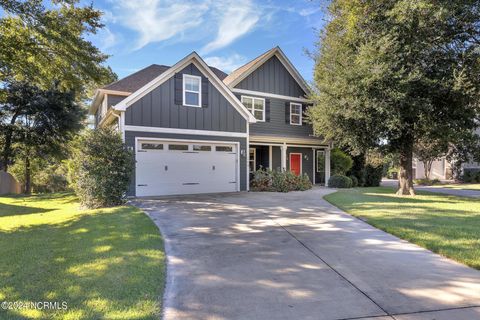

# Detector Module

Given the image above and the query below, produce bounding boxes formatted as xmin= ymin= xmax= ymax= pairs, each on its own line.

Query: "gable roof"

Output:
xmin=223 ymin=46 xmax=309 ymax=95
xmin=114 ymin=52 xmax=256 ymax=123
xmin=103 ymin=64 xmax=228 ymax=93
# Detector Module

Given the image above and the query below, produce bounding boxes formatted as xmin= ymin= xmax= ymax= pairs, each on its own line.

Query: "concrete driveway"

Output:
xmin=134 ymin=188 xmax=480 ymax=320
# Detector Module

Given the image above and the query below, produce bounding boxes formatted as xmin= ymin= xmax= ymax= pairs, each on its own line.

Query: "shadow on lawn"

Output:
xmin=0 ymin=206 xmax=165 ymax=320
xmin=0 ymin=202 xmax=54 ymax=217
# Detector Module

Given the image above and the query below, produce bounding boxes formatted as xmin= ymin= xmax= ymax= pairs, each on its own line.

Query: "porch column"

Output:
xmin=325 ymin=147 xmax=331 ymax=186
xmin=269 ymin=145 xmax=273 ymax=170
xmin=281 ymin=143 xmax=287 ymax=171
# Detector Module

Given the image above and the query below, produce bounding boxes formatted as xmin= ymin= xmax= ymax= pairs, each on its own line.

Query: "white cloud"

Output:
xmin=204 ymin=54 xmax=247 ymax=72
xmin=298 ymin=7 xmax=320 ymax=17
xmin=113 ymin=0 xmax=209 ymax=50
xmin=200 ymin=1 xmax=260 ymax=54
xmin=99 ymin=27 xmax=117 ymax=51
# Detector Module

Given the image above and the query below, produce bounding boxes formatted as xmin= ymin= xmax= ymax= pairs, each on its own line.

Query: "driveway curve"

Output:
xmin=134 ymin=188 xmax=480 ymax=320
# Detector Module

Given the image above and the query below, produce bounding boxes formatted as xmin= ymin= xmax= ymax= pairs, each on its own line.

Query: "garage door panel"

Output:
xmin=136 ymin=140 xmax=238 ymax=196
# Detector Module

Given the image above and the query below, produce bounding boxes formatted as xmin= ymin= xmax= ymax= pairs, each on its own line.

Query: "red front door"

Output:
xmin=290 ymin=154 xmax=301 ymax=176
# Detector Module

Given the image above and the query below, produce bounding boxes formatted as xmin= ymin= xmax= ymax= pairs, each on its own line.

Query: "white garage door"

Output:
xmin=136 ymin=139 xmax=238 ymax=196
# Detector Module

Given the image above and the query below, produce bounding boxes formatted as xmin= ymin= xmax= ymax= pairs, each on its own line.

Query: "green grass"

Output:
xmin=324 ymin=187 xmax=480 ymax=270
xmin=435 ymin=183 xmax=480 ymax=191
xmin=0 ymin=193 xmax=165 ymax=320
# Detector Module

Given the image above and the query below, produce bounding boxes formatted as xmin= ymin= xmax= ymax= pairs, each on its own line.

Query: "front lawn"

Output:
xmin=0 ymin=193 xmax=165 ymax=319
xmin=436 ymin=183 xmax=480 ymax=191
xmin=324 ymin=187 xmax=480 ymax=270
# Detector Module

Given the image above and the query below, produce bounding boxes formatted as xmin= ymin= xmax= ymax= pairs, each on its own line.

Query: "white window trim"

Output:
xmin=289 ymin=152 xmax=303 ymax=175
xmin=316 ymin=150 xmax=325 ymax=173
xmin=241 ymin=95 xmax=265 ymax=122
xmin=183 ymin=74 xmax=202 ymax=107
xmin=249 ymin=148 xmax=256 ymax=173
xmin=290 ymin=102 xmax=302 ymax=126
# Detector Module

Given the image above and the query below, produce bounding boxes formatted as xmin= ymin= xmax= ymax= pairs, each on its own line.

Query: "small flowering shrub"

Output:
xmin=251 ymin=168 xmax=312 ymax=192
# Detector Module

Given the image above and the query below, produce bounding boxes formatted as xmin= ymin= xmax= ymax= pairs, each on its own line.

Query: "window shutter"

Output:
xmin=285 ymin=101 xmax=290 ymax=123
xmin=174 ymin=73 xmax=182 ymax=105
xmin=265 ymin=99 xmax=270 ymax=122
xmin=201 ymin=77 xmax=209 ymax=108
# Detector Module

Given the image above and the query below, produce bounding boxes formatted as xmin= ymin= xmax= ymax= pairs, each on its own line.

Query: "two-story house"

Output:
xmin=90 ymin=47 xmax=331 ymax=196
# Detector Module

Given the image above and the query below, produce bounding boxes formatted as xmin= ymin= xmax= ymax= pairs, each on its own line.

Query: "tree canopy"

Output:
xmin=0 ymin=81 xmax=85 ymax=192
xmin=0 ymin=0 xmax=116 ymax=97
xmin=309 ymin=0 xmax=480 ymax=195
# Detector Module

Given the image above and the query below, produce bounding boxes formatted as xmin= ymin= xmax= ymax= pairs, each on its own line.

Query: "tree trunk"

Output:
xmin=1 ymin=113 xmax=19 ymax=171
xmin=396 ymin=147 xmax=415 ymax=196
xmin=423 ymin=160 xmax=433 ymax=180
xmin=24 ymin=155 xmax=31 ymax=194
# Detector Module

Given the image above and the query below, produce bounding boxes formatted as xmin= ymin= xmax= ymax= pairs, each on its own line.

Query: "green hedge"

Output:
xmin=69 ymin=128 xmax=134 ymax=208
xmin=328 ymin=175 xmax=353 ymax=188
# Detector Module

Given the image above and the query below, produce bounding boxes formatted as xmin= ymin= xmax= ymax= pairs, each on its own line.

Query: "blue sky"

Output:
xmin=87 ymin=0 xmax=326 ymax=82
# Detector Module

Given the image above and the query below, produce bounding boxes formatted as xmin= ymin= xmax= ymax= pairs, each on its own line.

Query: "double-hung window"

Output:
xmin=241 ymin=96 xmax=265 ymax=121
xmin=290 ymin=102 xmax=302 ymax=125
xmin=183 ymin=74 xmax=201 ymax=107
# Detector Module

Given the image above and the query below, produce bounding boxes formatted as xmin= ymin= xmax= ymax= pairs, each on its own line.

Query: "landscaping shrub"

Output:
xmin=347 ymin=154 xmax=366 ymax=186
xmin=414 ymin=178 xmax=441 ymax=186
xmin=250 ymin=168 xmax=272 ymax=191
xmin=364 ymin=164 xmax=383 ymax=187
xmin=349 ymin=175 xmax=359 ymax=187
xmin=328 ymin=175 xmax=352 ymax=188
xmin=331 ymin=149 xmax=353 ymax=175
xmin=70 ymin=128 xmax=134 ymax=208
xmin=462 ymin=168 xmax=480 ymax=183
xmin=250 ymin=168 xmax=312 ymax=192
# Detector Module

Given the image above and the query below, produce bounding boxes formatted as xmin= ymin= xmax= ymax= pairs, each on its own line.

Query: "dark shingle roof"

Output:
xmin=103 ymin=64 xmax=228 ymax=93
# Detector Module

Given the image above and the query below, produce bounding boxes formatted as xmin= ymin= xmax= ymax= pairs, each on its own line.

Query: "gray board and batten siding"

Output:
xmin=235 ymin=55 xmax=306 ymax=98
xmin=124 ymin=63 xmax=247 ymax=133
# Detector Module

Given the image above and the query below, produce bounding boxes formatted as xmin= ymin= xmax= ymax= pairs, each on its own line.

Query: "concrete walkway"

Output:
xmin=134 ymin=188 xmax=480 ymax=320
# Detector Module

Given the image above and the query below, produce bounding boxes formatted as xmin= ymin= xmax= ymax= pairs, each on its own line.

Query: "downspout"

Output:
xmin=112 ymin=112 xmax=125 ymax=142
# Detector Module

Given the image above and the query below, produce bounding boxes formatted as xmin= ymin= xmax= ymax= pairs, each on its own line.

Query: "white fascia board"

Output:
xmin=114 ymin=52 xmax=257 ymax=123
xmin=249 ymin=135 xmax=328 ymax=146
xmin=89 ymin=89 xmax=132 ymax=115
xmin=125 ymin=125 xmax=248 ymax=138
xmin=227 ymin=47 xmax=310 ymax=95
xmin=232 ymin=88 xmax=309 ymax=103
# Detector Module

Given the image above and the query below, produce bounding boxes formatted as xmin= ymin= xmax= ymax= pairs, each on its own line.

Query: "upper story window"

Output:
xmin=183 ymin=74 xmax=201 ymax=107
xmin=241 ymin=96 xmax=265 ymax=121
xmin=290 ymin=102 xmax=302 ymax=125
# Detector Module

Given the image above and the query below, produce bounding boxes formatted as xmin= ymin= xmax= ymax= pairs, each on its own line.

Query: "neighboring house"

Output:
xmin=90 ymin=47 xmax=331 ymax=196
xmin=412 ymin=158 xmax=453 ymax=180
xmin=413 ymin=128 xmax=480 ymax=180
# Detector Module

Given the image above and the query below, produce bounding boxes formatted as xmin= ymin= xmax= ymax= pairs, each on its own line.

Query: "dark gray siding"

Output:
xmin=124 ymin=131 xmax=247 ymax=196
xmin=125 ymin=63 xmax=246 ymax=133
xmin=236 ymin=56 xmax=305 ymax=97
xmin=287 ymin=147 xmax=314 ymax=182
xmin=272 ymin=146 xmax=281 ymax=170
xmin=236 ymin=92 xmax=318 ymax=139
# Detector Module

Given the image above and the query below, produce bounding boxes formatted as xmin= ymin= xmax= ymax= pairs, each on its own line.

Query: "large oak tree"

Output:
xmin=309 ymin=0 xmax=480 ymax=195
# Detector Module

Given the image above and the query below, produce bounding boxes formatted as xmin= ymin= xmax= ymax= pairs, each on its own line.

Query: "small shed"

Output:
xmin=0 ymin=171 xmax=21 ymax=195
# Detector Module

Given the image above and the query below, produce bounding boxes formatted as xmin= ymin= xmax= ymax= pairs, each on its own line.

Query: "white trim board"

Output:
xmin=114 ymin=52 xmax=256 ymax=123
xmin=226 ymin=47 xmax=310 ymax=95
xmin=125 ymin=125 xmax=248 ymax=138
xmin=231 ymin=88 xmax=309 ymax=103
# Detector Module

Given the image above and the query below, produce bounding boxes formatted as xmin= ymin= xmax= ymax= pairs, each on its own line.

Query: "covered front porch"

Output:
xmin=248 ymin=137 xmax=331 ymax=186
